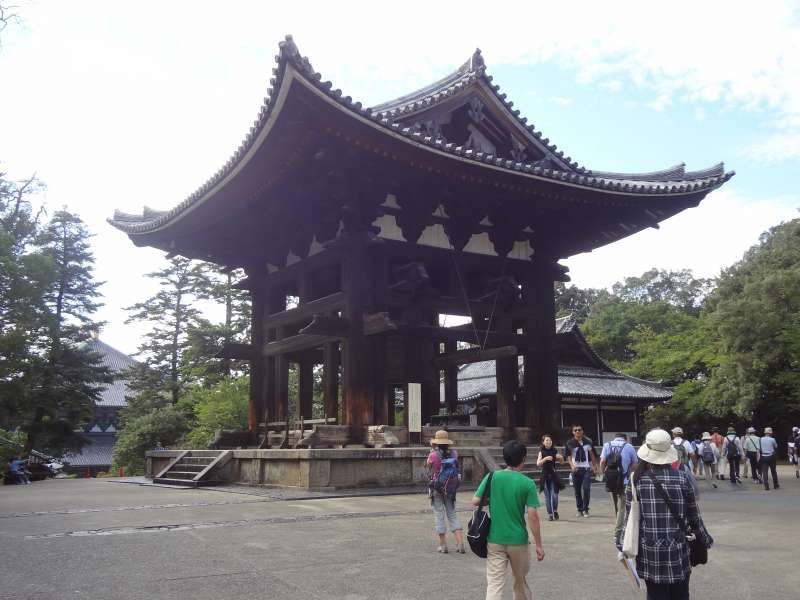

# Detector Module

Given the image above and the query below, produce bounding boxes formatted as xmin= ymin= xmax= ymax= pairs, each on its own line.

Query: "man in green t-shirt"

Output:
xmin=473 ymin=440 xmax=545 ymax=600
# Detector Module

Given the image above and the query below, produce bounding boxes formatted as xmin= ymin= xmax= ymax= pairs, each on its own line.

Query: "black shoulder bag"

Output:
xmin=646 ymin=472 xmax=708 ymax=567
xmin=467 ymin=471 xmax=494 ymax=558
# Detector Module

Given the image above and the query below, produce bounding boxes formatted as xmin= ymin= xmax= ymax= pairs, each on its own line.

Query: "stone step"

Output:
xmin=153 ymin=477 xmax=222 ymax=487
xmin=181 ymin=456 xmax=216 ymax=465
xmin=172 ymin=463 xmax=206 ymax=472
xmin=187 ymin=450 xmax=223 ymax=457
xmin=164 ymin=471 xmax=199 ymax=480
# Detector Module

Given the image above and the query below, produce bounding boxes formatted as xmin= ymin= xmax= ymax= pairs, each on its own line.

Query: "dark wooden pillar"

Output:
xmin=298 ymin=358 xmax=314 ymax=420
xmin=495 ymin=317 xmax=516 ymax=439
xmin=323 ymin=341 xmax=340 ymax=421
xmin=341 ymin=233 xmax=375 ymax=429
xmin=522 ymin=254 xmax=560 ymax=439
xmin=274 ymin=353 xmax=289 ymax=423
xmin=247 ymin=274 xmax=265 ymax=432
xmin=443 ymin=340 xmax=458 ymax=415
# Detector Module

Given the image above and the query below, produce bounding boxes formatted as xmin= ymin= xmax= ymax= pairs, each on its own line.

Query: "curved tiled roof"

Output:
xmin=109 ymin=36 xmax=734 ymax=237
xmin=446 ymin=314 xmax=672 ymax=402
xmin=85 ymin=339 xmax=137 ymax=407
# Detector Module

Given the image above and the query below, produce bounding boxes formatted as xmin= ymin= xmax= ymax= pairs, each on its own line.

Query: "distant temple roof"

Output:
xmin=451 ymin=315 xmax=672 ymax=402
xmin=108 ymin=36 xmax=733 ymax=263
xmin=63 ymin=434 xmax=115 ymax=468
xmin=86 ymin=338 xmax=136 ymax=407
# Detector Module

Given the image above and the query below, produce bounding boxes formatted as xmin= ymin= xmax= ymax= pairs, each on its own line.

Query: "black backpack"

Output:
xmin=604 ymin=444 xmax=625 ymax=493
xmin=726 ymin=435 xmax=740 ymax=459
xmin=467 ymin=472 xmax=494 ymax=558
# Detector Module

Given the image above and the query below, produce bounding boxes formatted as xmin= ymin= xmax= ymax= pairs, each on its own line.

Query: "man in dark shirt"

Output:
xmin=566 ymin=424 xmax=597 ymax=518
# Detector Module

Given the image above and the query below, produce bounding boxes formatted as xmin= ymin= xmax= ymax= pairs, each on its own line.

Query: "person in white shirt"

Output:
xmin=670 ymin=427 xmax=695 ymax=472
xmin=742 ymin=427 xmax=761 ymax=483
xmin=697 ymin=432 xmax=719 ymax=489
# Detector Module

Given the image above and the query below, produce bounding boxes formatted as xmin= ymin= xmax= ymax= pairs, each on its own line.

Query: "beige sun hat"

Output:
xmin=430 ymin=430 xmax=455 ymax=446
xmin=764 ymin=427 xmax=773 ymax=435
xmin=671 ymin=426 xmax=684 ymax=436
xmin=747 ymin=427 xmax=756 ymax=434
xmin=637 ymin=429 xmax=679 ymax=465
xmin=702 ymin=432 xmax=712 ymax=441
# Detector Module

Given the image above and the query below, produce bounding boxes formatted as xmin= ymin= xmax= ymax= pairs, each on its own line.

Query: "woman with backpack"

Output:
xmin=698 ymin=433 xmax=719 ymax=490
xmin=536 ymin=434 xmax=564 ymax=521
xmin=427 ymin=430 xmax=465 ymax=554
xmin=617 ymin=428 xmax=713 ymax=600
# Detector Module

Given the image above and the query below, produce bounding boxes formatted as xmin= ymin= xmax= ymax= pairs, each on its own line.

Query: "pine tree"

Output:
xmin=123 ymin=257 xmax=207 ymax=409
xmin=21 ymin=209 xmax=110 ymax=452
xmin=183 ymin=265 xmax=251 ymax=384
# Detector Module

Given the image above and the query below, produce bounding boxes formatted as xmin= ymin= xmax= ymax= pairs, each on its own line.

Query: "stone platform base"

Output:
xmin=146 ymin=446 xmax=499 ymax=490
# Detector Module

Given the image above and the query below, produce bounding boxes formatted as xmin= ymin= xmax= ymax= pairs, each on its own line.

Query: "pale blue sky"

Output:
xmin=1 ymin=1 xmax=798 ymax=354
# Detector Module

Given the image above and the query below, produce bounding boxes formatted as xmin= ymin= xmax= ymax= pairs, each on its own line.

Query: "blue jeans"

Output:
xmin=543 ymin=477 xmax=559 ymax=516
xmin=573 ymin=468 xmax=592 ymax=512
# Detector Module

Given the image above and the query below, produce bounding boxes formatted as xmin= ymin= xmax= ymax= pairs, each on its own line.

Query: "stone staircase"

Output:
xmin=153 ymin=450 xmax=231 ymax=487
xmin=483 ymin=445 xmax=574 ymax=485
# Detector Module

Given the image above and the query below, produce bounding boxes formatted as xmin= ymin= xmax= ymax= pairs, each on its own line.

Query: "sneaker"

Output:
xmin=712 ymin=483 xmax=718 ymax=489
xmin=457 ymin=545 xmax=466 ymax=554
xmin=554 ymin=512 xmax=560 ymax=521
xmin=775 ymin=484 xmax=780 ymax=489
xmin=437 ymin=546 xmax=448 ymax=554
xmin=548 ymin=515 xmax=554 ymax=521
xmin=576 ymin=511 xmax=584 ymax=518
xmin=583 ymin=510 xmax=590 ymax=518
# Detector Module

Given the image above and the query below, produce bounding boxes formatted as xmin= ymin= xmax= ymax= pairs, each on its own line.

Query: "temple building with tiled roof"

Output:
xmin=446 ymin=315 xmax=671 ymax=444
xmin=108 ymin=36 xmax=729 ymax=445
xmin=62 ymin=339 xmax=136 ymax=475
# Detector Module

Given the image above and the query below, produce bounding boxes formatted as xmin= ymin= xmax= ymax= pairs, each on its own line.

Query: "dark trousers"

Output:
xmin=746 ymin=451 xmax=760 ymax=481
xmin=760 ymin=455 xmax=779 ymax=489
xmin=573 ymin=467 xmax=592 ymax=512
xmin=728 ymin=456 xmax=740 ymax=481
xmin=645 ymin=575 xmax=690 ymax=600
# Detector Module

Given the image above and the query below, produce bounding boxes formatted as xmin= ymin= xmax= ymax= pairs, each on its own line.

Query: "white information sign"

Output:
xmin=408 ymin=383 xmax=422 ymax=433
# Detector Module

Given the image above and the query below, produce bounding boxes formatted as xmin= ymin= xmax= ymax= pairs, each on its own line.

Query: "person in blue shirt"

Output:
xmin=9 ymin=455 xmax=31 ymax=484
xmin=600 ymin=433 xmax=638 ymax=540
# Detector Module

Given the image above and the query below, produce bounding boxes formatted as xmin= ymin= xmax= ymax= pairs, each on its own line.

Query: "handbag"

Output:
xmin=621 ymin=472 xmax=640 ymax=558
xmin=467 ymin=471 xmax=493 ymax=558
xmin=646 ymin=472 xmax=708 ymax=567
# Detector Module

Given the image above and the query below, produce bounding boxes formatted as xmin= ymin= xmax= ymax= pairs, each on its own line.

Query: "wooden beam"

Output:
xmin=264 ymin=292 xmax=345 ymax=329
xmin=363 ymin=312 xmax=399 ymax=335
xmin=216 ymin=343 xmax=254 ymax=360
xmin=433 ymin=345 xmax=518 ymax=369
xmin=299 ymin=314 xmax=350 ymax=337
xmin=264 ymin=334 xmax=338 ymax=357
xmin=407 ymin=325 xmax=533 ymax=348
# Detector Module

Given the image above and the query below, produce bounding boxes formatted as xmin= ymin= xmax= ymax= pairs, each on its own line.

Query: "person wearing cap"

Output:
xmin=473 ymin=439 xmax=544 ymax=600
xmin=792 ymin=426 xmax=800 ymax=479
xmin=697 ymin=432 xmax=719 ymax=489
xmin=739 ymin=431 xmax=750 ymax=481
xmin=722 ymin=426 xmax=743 ymax=484
xmin=426 ymin=430 xmax=465 ymax=553
xmin=670 ymin=427 xmax=695 ymax=474
xmin=710 ymin=427 xmax=726 ymax=480
xmin=616 ymin=429 xmax=713 ymax=599
xmin=743 ymin=427 xmax=761 ymax=484
xmin=758 ymin=427 xmax=779 ymax=490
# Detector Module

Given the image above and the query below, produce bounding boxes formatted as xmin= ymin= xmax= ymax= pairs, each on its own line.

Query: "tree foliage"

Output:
xmin=0 ymin=174 xmax=108 ymax=455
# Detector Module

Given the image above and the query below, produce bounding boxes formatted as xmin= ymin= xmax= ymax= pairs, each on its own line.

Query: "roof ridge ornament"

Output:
xmin=470 ymin=48 xmax=485 ymax=72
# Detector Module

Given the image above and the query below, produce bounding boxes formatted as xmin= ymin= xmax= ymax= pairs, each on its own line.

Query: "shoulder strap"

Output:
xmin=478 ymin=472 xmax=494 ymax=509
xmin=645 ymin=472 xmax=690 ymax=534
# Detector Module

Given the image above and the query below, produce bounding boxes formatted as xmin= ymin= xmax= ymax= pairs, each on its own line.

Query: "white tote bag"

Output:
xmin=622 ymin=473 xmax=640 ymax=558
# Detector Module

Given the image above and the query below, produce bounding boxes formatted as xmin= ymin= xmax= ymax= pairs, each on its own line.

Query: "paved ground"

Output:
xmin=2 ymin=467 xmax=799 ymax=600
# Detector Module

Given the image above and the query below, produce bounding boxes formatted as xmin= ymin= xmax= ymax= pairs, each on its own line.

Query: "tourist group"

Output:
xmin=425 ymin=423 xmax=799 ymax=600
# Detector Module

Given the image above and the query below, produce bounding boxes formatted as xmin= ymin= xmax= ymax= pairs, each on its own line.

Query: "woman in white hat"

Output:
xmin=616 ymin=428 xmax=713 ymax=600
xmin=697 ymin=432 xmax=719 ymax=490
xmin=426 ymin=430 xmax=465 ymax=554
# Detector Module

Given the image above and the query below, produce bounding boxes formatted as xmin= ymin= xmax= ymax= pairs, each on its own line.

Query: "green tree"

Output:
xmin=21 ymin=209 xmax=109 ymax=452
xmin=554 ymin=282 xmax=608 ymax=323
xmin=112 ymin=404 xmax=189 ymax=474
xmin=123 ymin=257 xmax=207 ymax=407
xmin=703 ymin=219 xmax=800 ymax=437
xmin=182 ymin=377 xmax=249 ymax=448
